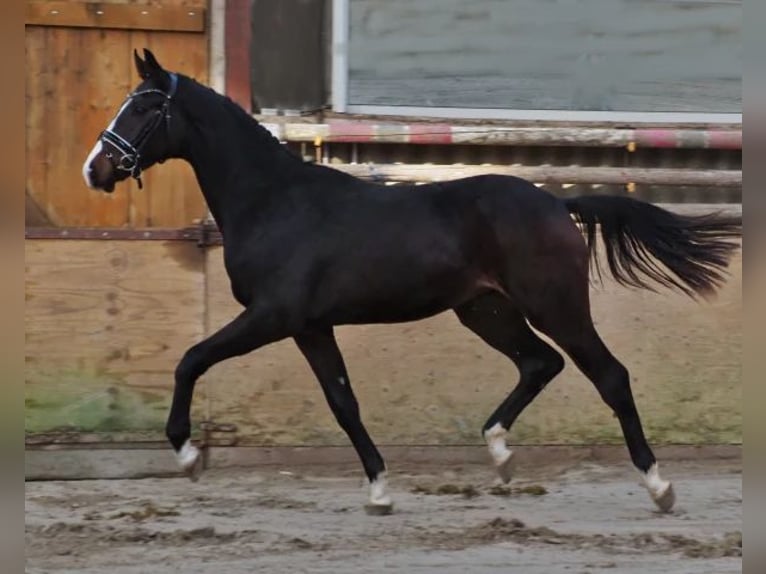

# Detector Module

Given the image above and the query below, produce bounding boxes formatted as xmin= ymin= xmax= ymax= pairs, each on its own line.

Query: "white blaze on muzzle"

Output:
xmin=82 ymin=98 xmax=132 ymax=188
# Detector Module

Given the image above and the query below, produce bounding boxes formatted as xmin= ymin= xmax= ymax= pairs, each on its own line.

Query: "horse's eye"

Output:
xmin=134 ymin=105 xmax=147 ymax=114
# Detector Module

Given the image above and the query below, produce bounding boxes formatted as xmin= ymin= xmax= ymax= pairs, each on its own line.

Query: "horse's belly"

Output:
xmin=310 ymin=266 xmax=484 ymax=326
xmin=324 ymin=298 xmax=456 ymax=326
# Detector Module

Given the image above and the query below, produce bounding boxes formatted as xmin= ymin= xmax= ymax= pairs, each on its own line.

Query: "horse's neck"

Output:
xmin=179 ymin=88 xmax=304 ymax=231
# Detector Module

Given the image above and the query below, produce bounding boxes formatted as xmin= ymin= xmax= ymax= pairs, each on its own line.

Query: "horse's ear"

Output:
xmin=134 ymin=49 xmax=149 ymax=79
xmin=142 ymin=49 xmax=164 ymax=74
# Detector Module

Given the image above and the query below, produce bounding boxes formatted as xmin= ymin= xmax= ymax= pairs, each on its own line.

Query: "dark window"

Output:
xmin=348 ymin=0 xmax=741 ymax=114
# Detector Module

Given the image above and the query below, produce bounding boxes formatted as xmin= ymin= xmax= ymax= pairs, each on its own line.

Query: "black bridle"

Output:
xmin=100 ymin=73 xmax=178 ymax=189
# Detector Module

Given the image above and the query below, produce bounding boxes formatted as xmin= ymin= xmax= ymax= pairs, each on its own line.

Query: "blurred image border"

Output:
xmin=2 ymin=1 xmax=25 ymax=574
xmin=743 ymin=1 xmax=764 ymax=573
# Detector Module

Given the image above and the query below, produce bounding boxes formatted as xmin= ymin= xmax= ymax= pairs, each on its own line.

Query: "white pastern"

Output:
xmin=176 ymin=439 xmax=201 ymax=470
xmin=641 ymin=462 xmax=675 ymax=511
xmin=484 ymin=422 xmax=513 ymax=466
xmin=642 ymin=463 xmax=669 ymax=496
xmin=369 ymin=471 xmax=392 ymax=506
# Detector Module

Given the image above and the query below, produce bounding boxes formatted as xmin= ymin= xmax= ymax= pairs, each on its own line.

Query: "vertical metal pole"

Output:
xmin=204 ymin=2 xmax=226 ymax=235
xmin=332 ymin=0 xmax=349 ymax=113
xmin=209 ymin=0 xmax=227 ymax=96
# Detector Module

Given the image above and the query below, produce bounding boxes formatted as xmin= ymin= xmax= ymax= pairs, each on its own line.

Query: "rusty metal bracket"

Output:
xmin=197 ymin=420 xmax=238 ymax=471
xmin=190 ymin=218 xmax=223 ymax=248
xmin=199 ymin=421 xmax=239 ymax=448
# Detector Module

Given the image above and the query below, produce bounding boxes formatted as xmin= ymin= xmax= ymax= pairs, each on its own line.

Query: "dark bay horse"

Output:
xmin=83 ymin=50 xmax=741 ymax=514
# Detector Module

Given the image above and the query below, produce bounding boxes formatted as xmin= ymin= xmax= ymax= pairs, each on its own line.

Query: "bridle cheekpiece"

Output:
xmin=100 ymin=72 xmax=178 ymax=189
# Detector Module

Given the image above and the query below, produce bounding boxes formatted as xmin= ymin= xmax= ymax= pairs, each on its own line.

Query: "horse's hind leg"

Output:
xmin=454 ymin=293 xmax=564 ymax=483
xmin=553 ymin=321 xmax=674 ymax=511
xmin=523 ymin=255 xmax=675 ymax=512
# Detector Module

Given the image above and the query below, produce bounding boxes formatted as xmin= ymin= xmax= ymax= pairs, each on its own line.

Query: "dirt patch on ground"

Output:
xmin=419 ymin=516 xmax=741 ymax=558
xmin=408 ymin=481 xmax=550 ymax=499
xmin=26 ymin=458 xmax=742 ymax=574
xmin=27 ymin=521 xmax=328 ymax=557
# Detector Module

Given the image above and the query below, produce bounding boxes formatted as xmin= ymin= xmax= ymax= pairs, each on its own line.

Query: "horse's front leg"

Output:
xmin=294 ymin=327 xmax=392 ymax=515
xmin=166 ymin=300 xmax=298 ymax=479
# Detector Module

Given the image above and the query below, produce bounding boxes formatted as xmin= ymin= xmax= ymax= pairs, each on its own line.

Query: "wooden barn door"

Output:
xmin=25 ymin=1 xmax=212 ymax=446
xmin=25 ymin=0 xmax=209 ymax=228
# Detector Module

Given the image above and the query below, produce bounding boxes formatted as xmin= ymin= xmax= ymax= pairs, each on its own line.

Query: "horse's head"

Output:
xmin=83 ymin=49 xmax=181 ymax=192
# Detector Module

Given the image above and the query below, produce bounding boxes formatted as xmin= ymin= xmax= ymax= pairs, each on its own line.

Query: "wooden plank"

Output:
xmin=336 ymin=164 xmax=742 ymax=187
xmin=25 ymin=26 xmax=50 ymax=222
xmin=78 ymin=28 xmax=133 ymax=227
xmin=25 ymin=240 xmax=206 ymax=437
xmin=324 ymin=110 xmax=742 ymax=132
xmin=129 ymin=30 xmax=209 ymax=227
xmin=27 ymin=26 xmax=135 ymax=226
xmin=26 ymin=1 xmax=206 ymax=33
xmin=225 ymin=0 xmax=252 ymax=111
xmin=26 ymin=448 xmax=186 ymax=480
xmin=42 ymin=26 xmax=88 ymax=225
xmin=41 ymin=27 xmax=133 ymax=226
xmin=282 ymin=123 xmax=743 ymax=149
xmin=26 ymin=444 xmax=741 ymax=480
xmin=208 ymin=444 xmax=741 ymax=472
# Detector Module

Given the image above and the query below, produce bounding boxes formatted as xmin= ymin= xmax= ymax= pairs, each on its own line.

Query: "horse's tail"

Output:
xmin=564 ymin=195 xmax=741 ymax=299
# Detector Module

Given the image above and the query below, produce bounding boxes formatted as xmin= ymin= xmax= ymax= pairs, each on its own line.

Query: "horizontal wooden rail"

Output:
xmin=25 ymin=225 xmax=223 ymax=245
xmin=267 ymin=122 xmax=743 ymax=150
xmin=26 ymin=1 xmax=206 ymax=33
xmin=335 ymin=164 xmax=742 ymax=187
xmin=25 ymin=205 xmax=741 ymax=245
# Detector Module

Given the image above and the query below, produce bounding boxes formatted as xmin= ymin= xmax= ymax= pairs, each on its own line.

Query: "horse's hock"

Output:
xmin=25 ymin=225 xmax=742 ymax=455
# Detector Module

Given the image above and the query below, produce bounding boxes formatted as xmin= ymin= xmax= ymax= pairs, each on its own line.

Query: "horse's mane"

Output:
xmin=179 ymin=74 xmax=307 ymax=163
xmin=176 ymin=74 xmax=359 ymax=188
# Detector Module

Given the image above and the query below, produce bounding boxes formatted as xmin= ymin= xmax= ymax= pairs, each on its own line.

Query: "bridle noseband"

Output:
xmin=100 ymin=72 xmax=178 ymax=189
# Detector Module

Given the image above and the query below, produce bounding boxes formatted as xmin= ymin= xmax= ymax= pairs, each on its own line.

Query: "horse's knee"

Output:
xmin=175 ymin=346 xmax=207 ymax=383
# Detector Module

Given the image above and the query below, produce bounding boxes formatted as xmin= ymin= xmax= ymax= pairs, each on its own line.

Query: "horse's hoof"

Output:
xmin=177 ymin=440 xmax=203 ymax=482
xmin=651 ymin=482 xmax=676 ymax=513
xmin=367 ymin=472 xmax=392 ymax=515
xmin=495 ymin=450 xmax=515 ymax=484
xmin=185 ymin=452 xmax=204 ymax=482
xmin=364 ymin=503 xmax=394 ymax=516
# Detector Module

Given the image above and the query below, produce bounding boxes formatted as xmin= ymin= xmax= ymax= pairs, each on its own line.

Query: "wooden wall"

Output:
xmin=25 ymin=239 xmax=208 ymax=438
xmin=25 ymin=237 xmax=742 ymax=446
xmin=25 ymin=1 xmax=209 ymax=228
